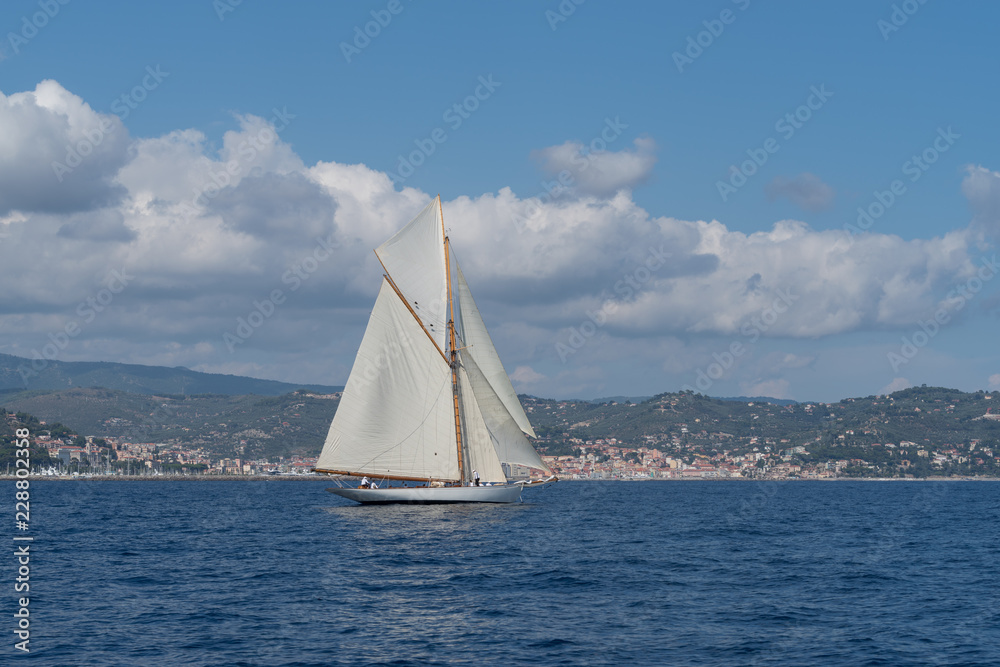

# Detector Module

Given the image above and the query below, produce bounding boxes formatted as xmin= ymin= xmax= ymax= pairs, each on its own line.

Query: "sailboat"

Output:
xmin=315 ymin=196 xmax=556 ymax=504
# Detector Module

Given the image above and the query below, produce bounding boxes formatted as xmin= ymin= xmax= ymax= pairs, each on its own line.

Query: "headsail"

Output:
xmin=456 ymin=364 xmax=507 ymax=483
xmin=460 ymin=348 xmax=552 ymax=474
xmin=315 ymin=279 xmax=459 ymax=481
xmin=375 ymin=198 xmax=449 ymax=352
xmin=454 ymin=259 xmax=537 ymax=438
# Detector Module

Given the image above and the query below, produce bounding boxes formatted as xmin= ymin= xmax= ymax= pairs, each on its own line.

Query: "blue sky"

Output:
xmin=1 ymin=0 xmax=999 ymax=402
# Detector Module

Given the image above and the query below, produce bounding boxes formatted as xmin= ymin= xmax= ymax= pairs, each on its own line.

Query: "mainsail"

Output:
xmin=315 ymin=279 xmax=459 ymax=481
xmin=374 ymin=199 xmax=449 ymax=353
xmin=316 ymin=196 xmax=550 ymax=484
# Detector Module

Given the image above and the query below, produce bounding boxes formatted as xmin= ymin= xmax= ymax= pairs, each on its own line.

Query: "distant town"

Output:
xmin=23 ymin=433 xmax=320 ymax=477
xmin=524 ymin=389 xmax=1000 ymax=480
xmin=3 ymin=384 xmax=999 ymax=480
xmin=539 ymin=434 xmax=999 ymax=480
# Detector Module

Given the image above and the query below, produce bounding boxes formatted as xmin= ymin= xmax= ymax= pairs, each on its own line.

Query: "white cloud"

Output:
xmin=740 ymin=378 xmax=791 ymax=400
xmin=765 ymin=173 xmax=835 ymax=212
xmin=56 ymin=209 xmax=135 ymax=243
xmin=988 ymin=373 xmax=1000 ymax=390
xmin=0 ymin=80 xmax=996 ymax=399
xmin=532 ymin=136 xmax=656 ymax=197
xmin=962 ymin=165 xmax=1000 ymax=239
xmin=511 ymin=365 xmax=546 ymax=387
xmin=880 ymin=377 xmax=912 ymax=394
xmin=0 ymin=80 xmax=130 ymax=215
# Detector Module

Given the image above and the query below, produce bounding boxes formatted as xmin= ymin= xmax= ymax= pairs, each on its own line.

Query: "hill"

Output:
xmin=3 ymin=382 xmax=998 ymax=475
xmin=523 ymin=386 xmax=1000 ymax=477
xmin=525 ymin=387 xmax=1000 ymax=448
xmin=716 ymin=395 xmax=799 ymax=406
xmin=0 ymin=353 xmax=341 ymax=396
xmin=0 ymin=387 xmax=339 ymax=459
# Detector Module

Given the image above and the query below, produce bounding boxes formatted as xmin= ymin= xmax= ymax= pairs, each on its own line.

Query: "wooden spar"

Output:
xmin=373 ymin=251 xmax=449 ymax=365
xmin=313 ymin=468 xmax=460 ymax=483
xmin=441 ymin=196 xmax=465 ymax=482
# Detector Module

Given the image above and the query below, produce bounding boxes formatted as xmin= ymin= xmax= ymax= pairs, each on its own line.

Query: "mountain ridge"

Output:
xmin=0 ymin=353 xmax=341 ymax=397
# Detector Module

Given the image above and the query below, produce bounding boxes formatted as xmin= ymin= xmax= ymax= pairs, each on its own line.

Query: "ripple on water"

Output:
xmin=15 ymin=479 xmax=1000 ymax=665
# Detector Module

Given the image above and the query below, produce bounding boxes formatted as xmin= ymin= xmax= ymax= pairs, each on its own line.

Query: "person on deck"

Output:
xmin=473 ymin=469 xmax=480 ymax=486
xmin=360 ymin=476 xmax=370 ymax=489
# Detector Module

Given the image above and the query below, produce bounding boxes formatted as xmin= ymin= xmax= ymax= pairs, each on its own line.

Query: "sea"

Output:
xmin=6 ymin=479 xmax=999 ymax=666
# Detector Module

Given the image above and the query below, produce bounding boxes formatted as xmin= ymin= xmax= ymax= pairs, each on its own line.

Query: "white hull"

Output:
xmin=327 ymin=484 xmax=523 ymax=504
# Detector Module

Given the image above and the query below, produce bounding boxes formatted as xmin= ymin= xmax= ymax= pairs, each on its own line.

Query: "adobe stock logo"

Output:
xmin=877 ymin=0 xmax=930 ymax=41
xmin=223 ymin=233 xmax=340 ymax=352
xmin=545 ymin=0 xmax=586 ymax=31
xmin=17 ymin=267 xmax=134 ymax=385
xmin=339 ymin=0 xmax=413 ymax=63
xmin=388 ymin=75 xmax=501 ymax=185
xmin=845 ymin=127 xmax=959 ymax=237
xmin=556 ymin=245 xmax=671 ymax=363
xmin=511 ymin=116 xmax=630 ymax=234
xmin=6 ymin=0 xmax=71 ymax=56
xmin=51 ymin=66 xmax=170 ymax=183
xmin=683 ymin=288 xmax=798 ymax=393
xmin=716 ymin=85 xmax=833 ymax=202
xmin=887 ymin=255 xmax=998 ymax=372
xmin=672 ymin=0 xmax=751 ymax=74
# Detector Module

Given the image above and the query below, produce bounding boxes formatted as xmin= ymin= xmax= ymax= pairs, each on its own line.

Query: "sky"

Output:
xmin=1 ymin=0 xmax=999 ymax=403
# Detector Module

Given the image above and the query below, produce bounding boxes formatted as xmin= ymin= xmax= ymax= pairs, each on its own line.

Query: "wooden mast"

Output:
xmin=441 ymin=195 xmax=465 ymax=483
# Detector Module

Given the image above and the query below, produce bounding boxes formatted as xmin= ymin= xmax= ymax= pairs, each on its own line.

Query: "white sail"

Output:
xmin=460 ymin=348 xmax=552 ymax=474
xmin=454 ymin=260 xmax=537 ymax=438
xmin=456 ymin=364 xmax=507 ymax=484
xmin=317 ymin=196 xmax=555 ymax=503
xmin=316 ymin=279 xmax=460 ymax=481
xmin=375 ymin=198 xmax=449 ymax=352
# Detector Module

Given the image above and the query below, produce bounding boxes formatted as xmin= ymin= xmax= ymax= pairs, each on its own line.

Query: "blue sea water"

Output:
xmin=5 ymin=480 xmax=999 ymax=666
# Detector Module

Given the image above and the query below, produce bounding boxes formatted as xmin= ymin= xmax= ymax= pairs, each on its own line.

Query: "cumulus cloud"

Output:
xmin=0 ymin=80 xmax=130 ymax=216
xmin=765 ymin=173 xmax=835 ymax=212
xmin=0 ymin=79 xmax=996 ymax=398
xmin=881 ymin=377 xmax=912 ymax=394
xmin=56 ymin=209 xmax=135 ymax=243
xmin=511 ymin=365 xmax=546 ymax=387
xmin=740 ymin=378 xmax=791 ymax=400
xmin=586 ymin=219 xmax=979 ymax=340
xmin=962 ymin=165 xmax=1000 ymax=239
xmin=988 ymin=374 xmax=1000 ymax=390
xmin=532 ymin=135 xmax=656 ymax=197
xmin=207 ymin=171 xmax=336 ymax=240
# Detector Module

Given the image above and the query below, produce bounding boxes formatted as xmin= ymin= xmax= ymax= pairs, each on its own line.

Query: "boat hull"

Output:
xmin=327 ymin=484 xmax=523 ymax=505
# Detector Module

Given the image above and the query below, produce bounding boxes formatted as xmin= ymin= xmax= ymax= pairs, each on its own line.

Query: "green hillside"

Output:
xmin=526 ymin=386 xmax=1000 ymax=450
xmin=1 ymin=410 xmax=61 ymax=469
xmin=0 ymin=387 xmax=339 ymax=459
xmin=3 ymin=383 xmax=998 ymax=474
